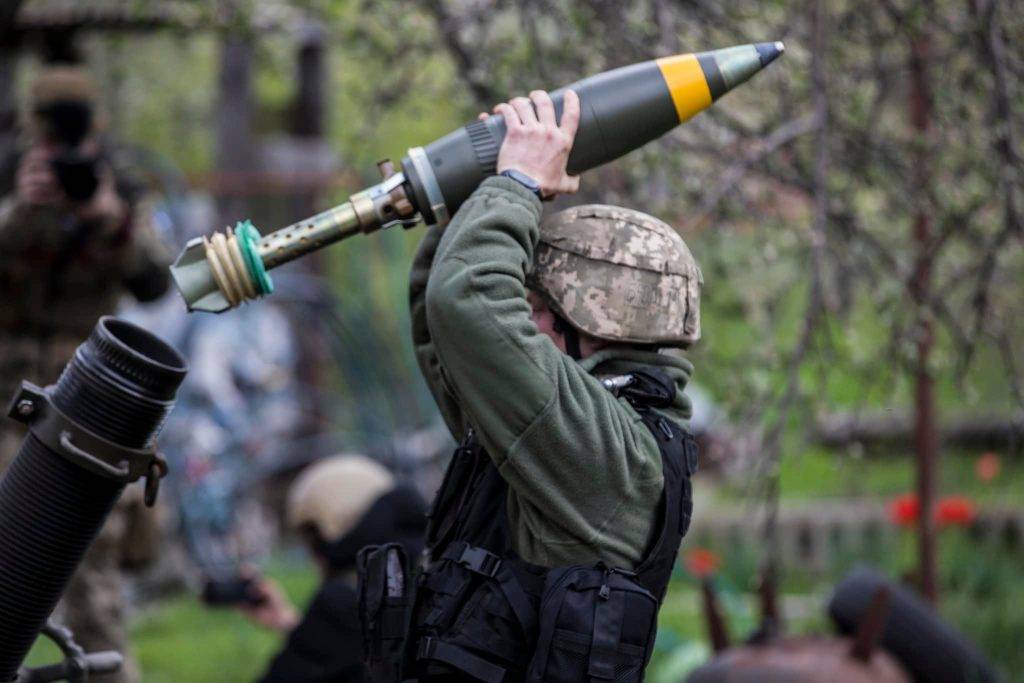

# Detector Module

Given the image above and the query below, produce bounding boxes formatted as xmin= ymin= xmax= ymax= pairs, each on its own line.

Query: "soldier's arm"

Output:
xmin=0 ymin=197 xmax=36 ymax=267
xmin=410 ymin=225 xmax=469 ymax=441
xmin=425 ymin=177 xmax=664 ymax=559
xmin=0 ymin=197 xmax=19 ymax=265
xmin=119 ymin=198 xmax=171 ymax=302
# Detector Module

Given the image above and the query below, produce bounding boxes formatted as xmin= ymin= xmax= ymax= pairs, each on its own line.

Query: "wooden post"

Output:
xmin=291 ymin=22 xmax=326 ymax=140
xmin=0 ymin=1 xmax=27 ymax=141
xmin=849 ymin=586 xmax=891 ymax=663
xmin=909 ymin=31 xmax=938 ymax=604
xmin=700 ymin=578 xmax=731 ymax=653
xmin=289 ymin=20 xmax=327 ymax=221
xmin=215 ymin=35 xmax=255 ymax=230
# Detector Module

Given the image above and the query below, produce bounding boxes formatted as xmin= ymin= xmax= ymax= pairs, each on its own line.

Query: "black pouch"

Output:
xmin=357 ymin=543 xmax=412 ymax=683
xmin=527 ymin=565 xmax=659 ymax=683
xmin=411 ymin=543 xmax=538 ymax=682
xmin=424 ymin=432 xmax=484 ymax=552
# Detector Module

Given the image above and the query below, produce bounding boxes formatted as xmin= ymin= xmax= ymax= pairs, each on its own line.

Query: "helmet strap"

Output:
xmin=553 ymin=314 xmax=582 ymax=361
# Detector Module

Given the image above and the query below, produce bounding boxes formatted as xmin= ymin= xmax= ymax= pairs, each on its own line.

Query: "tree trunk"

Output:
xmin=909 ymin=31 xmax=938 ymax=605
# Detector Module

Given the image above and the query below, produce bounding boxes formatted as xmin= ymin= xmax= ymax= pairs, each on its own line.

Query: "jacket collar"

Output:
xmin=579 ymin=348 xmax=693 ymax=426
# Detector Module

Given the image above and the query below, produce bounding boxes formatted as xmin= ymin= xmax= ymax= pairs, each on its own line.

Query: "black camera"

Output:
xmin=51 ymin=150 xmax=100 ymax=202
xmin=201 ymin=575 xmax=267 ymax=607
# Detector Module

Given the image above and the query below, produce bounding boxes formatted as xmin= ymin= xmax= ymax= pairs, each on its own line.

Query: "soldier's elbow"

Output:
xmin=425 ymin=263 xmax=474 ymax=333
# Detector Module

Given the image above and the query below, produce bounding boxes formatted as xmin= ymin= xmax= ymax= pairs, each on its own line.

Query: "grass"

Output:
xmin=23 ymin=560 xmax=319 ymax=683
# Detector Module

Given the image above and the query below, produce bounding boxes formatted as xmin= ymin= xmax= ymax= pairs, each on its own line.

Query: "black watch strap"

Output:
xmin=499 ymin=169 xmax=543 ymax=199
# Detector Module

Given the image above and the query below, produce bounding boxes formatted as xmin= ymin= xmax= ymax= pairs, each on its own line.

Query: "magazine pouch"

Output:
xmin=526 ymin=564 xmax=659 ymax=683
xmin=357 ymin=542 xmax=411 ymax=683
xmin=410 ymin=541 xmax=540 ymax=682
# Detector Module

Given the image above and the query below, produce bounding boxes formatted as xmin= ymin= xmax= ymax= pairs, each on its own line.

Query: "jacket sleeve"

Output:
xmin=410 ymin=223 xmax=469 ymax=441
xmin=0 ymin=197 xmax=35 ymax=270
xmin=424 ymin=177 xmax=663 ymax=556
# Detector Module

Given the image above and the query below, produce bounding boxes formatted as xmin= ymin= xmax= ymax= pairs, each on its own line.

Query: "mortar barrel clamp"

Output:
xmin=7 ymin=381 xmax=169 ymax=507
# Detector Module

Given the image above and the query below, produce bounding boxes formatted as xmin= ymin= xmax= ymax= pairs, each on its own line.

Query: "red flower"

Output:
xmin=975 ymin=453 xmax=1001 ymax=483
xmin=936 ymin=496 xmax=977 ymax=528
xmin=684 ymin=548 xmax=721 ymax=578
xmin=887 ymin=493 xmax=978 ymax=529
xmin=888 ymin=493 xmax=920 ymax=527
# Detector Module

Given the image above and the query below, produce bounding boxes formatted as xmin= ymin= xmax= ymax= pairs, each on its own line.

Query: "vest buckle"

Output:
xmin=418 ymin=636 xmax=438 ymax=659
xmin=458 ymin=545 xmax=502 ymax=578
xmin=683 ymin=436 xmax=699 ymax=475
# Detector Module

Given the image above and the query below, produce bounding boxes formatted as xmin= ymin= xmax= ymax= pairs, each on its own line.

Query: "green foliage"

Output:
xmin=716 ymin=448 xmax=1024 ymax=502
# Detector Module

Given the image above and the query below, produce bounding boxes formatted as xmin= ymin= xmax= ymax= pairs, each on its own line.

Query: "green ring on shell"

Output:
xmin=234 ymin=220 xmax=274 ymax=295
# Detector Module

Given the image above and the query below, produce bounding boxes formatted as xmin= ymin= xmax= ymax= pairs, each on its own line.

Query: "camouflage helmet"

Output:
xmin=25 ymin=66 xmax=103 ymax=143
xmin=287 ymin=454 xmax=394 ymax=543
xmin=528 ymin=205 xmax=702 ymax=348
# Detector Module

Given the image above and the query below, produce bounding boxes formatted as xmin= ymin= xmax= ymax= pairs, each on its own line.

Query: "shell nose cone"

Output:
xmin=755 ymin=41 xmax=785 ymax=67
xmin=695 ymin=43 xmax=786 ymax=100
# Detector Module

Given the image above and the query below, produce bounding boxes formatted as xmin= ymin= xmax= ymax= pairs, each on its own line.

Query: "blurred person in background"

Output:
xmin=240 ymin=455 xmax=427 ymax=683
xmin=0 ymin=65 xmax=173 ymax=682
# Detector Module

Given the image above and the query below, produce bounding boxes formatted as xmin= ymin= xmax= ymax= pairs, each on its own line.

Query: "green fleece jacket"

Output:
xmin=411 ymin=176 xmax=693 ymax=569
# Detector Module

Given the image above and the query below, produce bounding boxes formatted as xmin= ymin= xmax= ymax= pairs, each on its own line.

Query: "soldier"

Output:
xmin=0 ymin=66 xmax=172 ymax=682
xmin=241 ymin=455 xmax=427 ymax=683
xmin=358 ymin=89 xmax=703 ymax=681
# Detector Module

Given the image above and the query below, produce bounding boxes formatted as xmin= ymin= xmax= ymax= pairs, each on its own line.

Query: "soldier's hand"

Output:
xmin=15 ymin=147 xmax=60 ymax=206
xmin=238 ymin=577 xmax=300 ymax=633
xmin=485 ymin=89 xmax=581 ymax=199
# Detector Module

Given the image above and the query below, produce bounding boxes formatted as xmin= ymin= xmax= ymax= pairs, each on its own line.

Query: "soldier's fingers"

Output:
xmin=510 ymin=97 xmax=537 ymax=126
xmin=493 ymin=103 xmax=520 ymax=131
xmin=561 ymin=174 xmax=581 ymax=194
xmin=24 ymin=184 xmax=59 ymax=205
xmin=22 ymin=166 xmax=52 ymax=184
xmin=23 ymin=170 xmax=56 ymax=192
xmin=559 ymin=89 xmax=581 ymax=139
xmin=530 ymin=90 xmax=556 ymax=127
xmin=21 ymin=149 xmax=50 ymax=173
xmin=478 ymin=112 xmax=489 ymax=121
xmin=95 ymin=163 xmax=117 ymax=188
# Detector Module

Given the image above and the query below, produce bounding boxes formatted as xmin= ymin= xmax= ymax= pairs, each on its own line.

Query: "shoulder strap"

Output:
xmin=632 ymin=406 xmax=698 ymax=599
xmin=600 ymin=367 xmax=676 ymax=410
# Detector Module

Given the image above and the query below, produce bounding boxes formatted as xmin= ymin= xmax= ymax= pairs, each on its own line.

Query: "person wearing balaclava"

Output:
xmin=240 ymin=455 xmax=426 ymax=683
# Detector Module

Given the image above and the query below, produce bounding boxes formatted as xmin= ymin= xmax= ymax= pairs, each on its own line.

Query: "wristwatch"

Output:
xmin=499 ymin=169 xmax=544 ymax=199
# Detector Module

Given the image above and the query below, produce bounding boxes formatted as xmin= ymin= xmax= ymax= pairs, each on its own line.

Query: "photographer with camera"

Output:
xmin=0 ymin=65 xmax=173 ymax=683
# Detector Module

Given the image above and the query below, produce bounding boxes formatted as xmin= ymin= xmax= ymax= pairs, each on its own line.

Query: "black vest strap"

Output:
xmin=418 ymin=636 xmax=507 ymax=683
xmin=442 ymin=541 xmax=538 ymax=637
xmin=588 ymin=588 xmax=626 ymax=679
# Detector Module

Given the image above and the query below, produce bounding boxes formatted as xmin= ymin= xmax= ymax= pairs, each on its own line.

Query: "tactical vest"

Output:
xmin=358 ymin=368 xmax=698 ymax=682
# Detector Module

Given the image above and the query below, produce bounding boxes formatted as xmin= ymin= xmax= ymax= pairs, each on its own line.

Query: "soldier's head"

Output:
xmin=24 ymin=65 xmax=103 ymax=150
xmin=527 ymin=205 xmax=702 ymax=360
xmin=286 ymin=455 xmax=426 ymax=577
